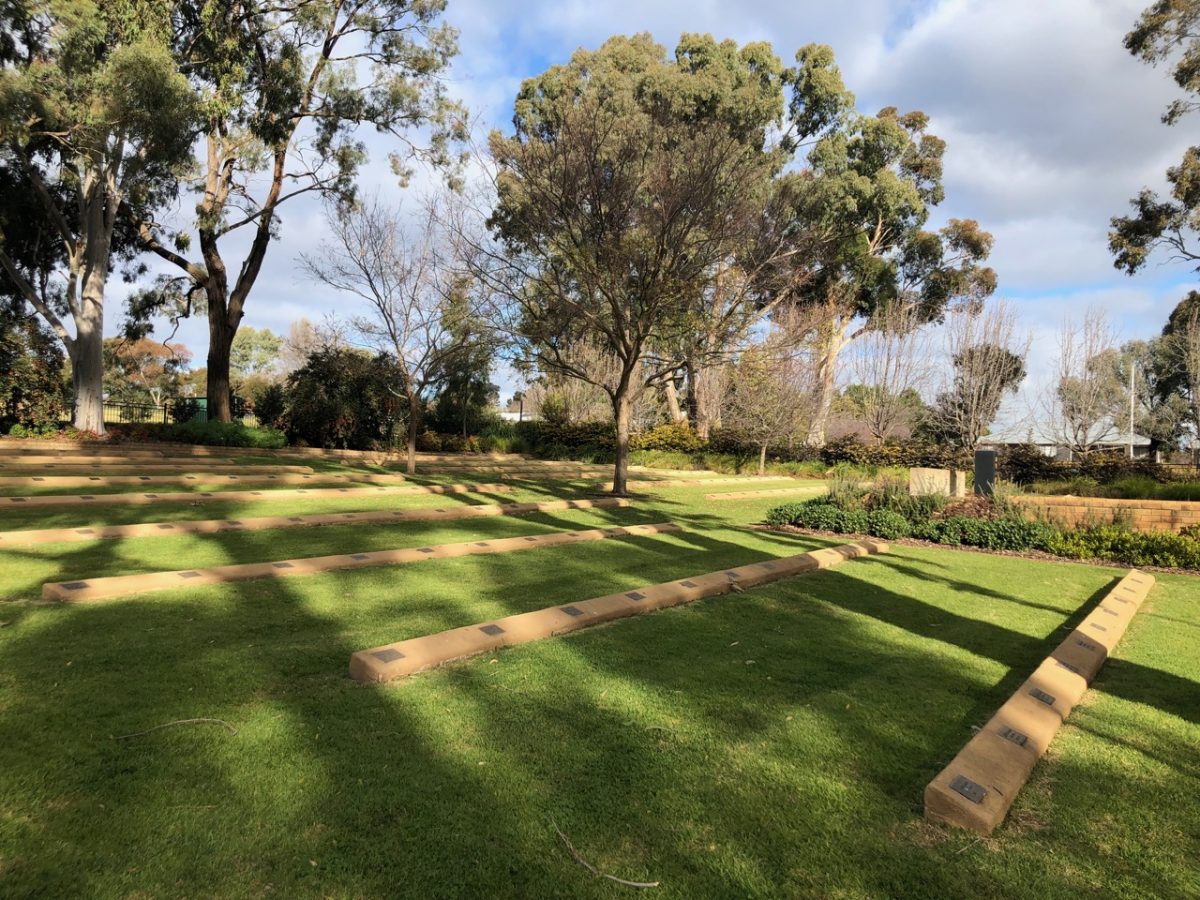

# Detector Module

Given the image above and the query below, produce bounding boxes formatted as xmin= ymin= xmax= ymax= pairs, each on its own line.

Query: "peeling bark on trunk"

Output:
xmin=758 ymin=442 xmax=767 ymax=476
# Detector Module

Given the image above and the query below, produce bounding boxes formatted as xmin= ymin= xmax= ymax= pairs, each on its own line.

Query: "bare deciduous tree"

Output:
xmin=723 ymin=339 xmax=810 ymax=474
xmin=844 ymin=304 xmax=932 ymax=442
xmin=929 ymin=301 xmax=1029 ymax=449
xmin=302 ymin=196 xmax=475 ymax=473
xmin=1044 ymin=308 xmax=1123 ymax=454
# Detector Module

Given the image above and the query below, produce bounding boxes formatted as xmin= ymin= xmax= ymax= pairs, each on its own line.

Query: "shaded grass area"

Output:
xmin=0 ymin=479 xmax=1197 ymax=897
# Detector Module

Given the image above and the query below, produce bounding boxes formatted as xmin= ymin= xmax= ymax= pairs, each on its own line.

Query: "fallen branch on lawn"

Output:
xmin=551 ymin=819 xmax=660 ymax=889
xmin=116 ymin=718 xmax=238 ymax=739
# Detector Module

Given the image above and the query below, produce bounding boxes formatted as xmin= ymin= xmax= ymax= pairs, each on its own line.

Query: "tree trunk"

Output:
xmin=758 ymin=442 xmax=767 ymax=476
xmin=805 ymin=322 xmax=845 ymax=447
xmin=70 ymin=314 xmax=105 ymax=434
xmin=683 ymin=359 xmax=699 ymax=429
xmin=206 ymin=312 xmax=236 ymax=423
xmin=71 ymin=215 xmax=112 ymax=435
xmin=663 ymin=380 xmax=686 ymax=424
xmin=406 ymin=393 xmax=420 ymax=475
xmin=612 ymin=389 xmax=632 ymax=496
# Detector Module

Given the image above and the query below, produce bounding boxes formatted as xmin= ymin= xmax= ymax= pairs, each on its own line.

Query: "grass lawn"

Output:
xmin=0 ymin=470 xmax=1197 ymax=898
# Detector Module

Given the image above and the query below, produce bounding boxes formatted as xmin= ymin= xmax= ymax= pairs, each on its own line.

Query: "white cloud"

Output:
xmin=118 ymin=0 xmax=1197 ymax=399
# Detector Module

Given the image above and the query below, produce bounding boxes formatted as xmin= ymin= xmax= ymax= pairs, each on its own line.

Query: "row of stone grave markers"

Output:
xmin=925 ymin=569 xmax=1155 ymax=834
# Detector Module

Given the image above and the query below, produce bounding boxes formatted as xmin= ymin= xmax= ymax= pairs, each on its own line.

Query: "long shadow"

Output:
xmin=803 ymin=565 xmax=1200 ymax=728
xmin=4 ymin=473 xmax=1196 ymax=896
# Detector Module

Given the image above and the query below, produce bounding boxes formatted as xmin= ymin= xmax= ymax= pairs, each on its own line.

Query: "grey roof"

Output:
xmin=983 ymin=422 xmax=1151 ymax=447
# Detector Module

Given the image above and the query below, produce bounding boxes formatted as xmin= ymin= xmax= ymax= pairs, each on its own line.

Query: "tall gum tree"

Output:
xmin=479 ymin=34 xmax=849 ymax=494
xmin=0 ymin=1 xmax=197 ymax=433
xmin=772 ymin=95 xmax=997 ymax=447
xmin=1111 ymin=1 xmax=1200 ymax=273
xmin=130 ymin=0 xmax=466 ymax=421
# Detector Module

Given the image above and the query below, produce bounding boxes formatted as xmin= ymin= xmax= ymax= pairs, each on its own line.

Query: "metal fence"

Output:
xmin=83 ymin=399 xmax=259 ymax=428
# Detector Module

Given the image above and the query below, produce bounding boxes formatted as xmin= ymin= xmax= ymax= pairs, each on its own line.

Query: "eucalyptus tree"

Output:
xmin=1163 ymin=291 xmax=1200 ymax=458
xmin=0 ymin=0 xmax=197 ymax=432
xmin=480 ymin=34 xmax=846 ymax=494
xmin=130 ymin=0 xmax=466 ymax=421
xmin=1111 ymin=0 xmax=1200 ymax=273
xmin=1112 ymin=337 xmax=1188 ymax=454
xmin=768 ymin=93 xmax=996 ymax=446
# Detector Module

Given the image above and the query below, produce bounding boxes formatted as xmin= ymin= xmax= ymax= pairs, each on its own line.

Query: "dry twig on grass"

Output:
xmin=551 ymin=819 xmax=660 ymax=889
xmin=116 ymin=718 xmax=238 ymax=740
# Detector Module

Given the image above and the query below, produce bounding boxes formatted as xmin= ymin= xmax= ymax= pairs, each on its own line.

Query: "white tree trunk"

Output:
xmin=806 ymin=322 xmax=845 ymax=447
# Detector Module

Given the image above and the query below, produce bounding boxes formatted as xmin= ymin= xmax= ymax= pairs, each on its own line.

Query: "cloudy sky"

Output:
xmin=140 ymin=0 xmax=1197 ymax=412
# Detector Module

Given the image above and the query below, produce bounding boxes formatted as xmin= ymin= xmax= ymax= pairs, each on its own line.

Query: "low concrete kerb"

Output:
xmin=2 ymin=482 xmax=511 ymax=508
xmin=42 ymin=521 xmax=679 ymax=603
xmin=349 ymin=539 xmax=889 ymax=684
xmin=705 ymin=487 xmax=824 ymax=500
xmin=0 ymin=471 xmax=409 ymax=489
xmin=1 ymin=497 xmax=630 ymax=546
xmin=923 ymin=569 xmax=1156 ymax=835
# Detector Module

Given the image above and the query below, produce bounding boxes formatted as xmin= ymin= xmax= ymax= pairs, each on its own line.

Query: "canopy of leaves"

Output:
xmin=488 ymin=33 xmax=798 ymax=395
xmin=1111 ymin=0 xmax=1200 ymax=273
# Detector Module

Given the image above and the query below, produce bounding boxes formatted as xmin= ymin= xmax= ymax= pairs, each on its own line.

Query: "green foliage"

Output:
xmin=630 ymin=423 xmax=706 ymax=453
xmin=159 ymin=420 xmax=286 ymax=449
xmin=998 ymin=443 xmax=1169 ymax=485
xmin=282 ymin=349 xmax=403 ymax=450
xmin=865 ymin=509 xmax=911 ymax=539
xmin=516 ymin=420 xmax=615 ymax=459
xmin=1046 ymin=525 xmax=1200 ymax=569
xmin=1027 ymin=476 xmax=1200 ymax=501
xmin=911 ymin=517 xmax=1059 ymax=552
xmin=826 ymin=472 xmax=869 ymax=510
xmin=765 ymin=501 xmax=868 ymax=534
xmin=1111 ymin=3 xmax=1200 ymax=273
xmin=230 ymin=327 xmax=283 ymax=379
xmin=0 ymin=302 xmax=69 ymax=430
xmin=252 ymin=383 xmax=286 ymax=429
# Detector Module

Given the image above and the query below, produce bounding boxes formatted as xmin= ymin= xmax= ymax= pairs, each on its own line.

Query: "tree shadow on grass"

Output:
xmin=3 ymin=508 xmax=1196 ymax=897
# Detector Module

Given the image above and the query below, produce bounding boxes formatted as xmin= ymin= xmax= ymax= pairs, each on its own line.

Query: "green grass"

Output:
xmin=1028 ymin=475 xmax=1200 ymax=502
xmin=0 ymin=474 xmax=1197 ymax=898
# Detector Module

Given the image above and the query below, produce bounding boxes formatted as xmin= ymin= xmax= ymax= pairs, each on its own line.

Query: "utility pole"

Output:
xmin=1129 ymin=359 xmax=1135 ymax=459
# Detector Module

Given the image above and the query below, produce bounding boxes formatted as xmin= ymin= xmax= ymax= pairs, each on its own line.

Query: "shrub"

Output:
xmin=917 ymin=516 xmax=1058 ymax=552
xmin=630 ymin=422 xmax=705 ymax=453
xmin=251 ymin=384 xmax=286 ymax=429
xmin=283 ymin=349 xmax=404 ymax=450
xmin=764 ymin=501 xmax=869 ymax=534
xmin=1046 ymin=525 xmax=1200 ymax=568
xmin=826 ymin=473 xmax=869 ymax=510
xmin=516 ymin=420 xmax=614 ymax=455
xmin=159 ymin=420 xmax=286 ymax=449
xmin=866 ymin=509 xmax=911 ymax=539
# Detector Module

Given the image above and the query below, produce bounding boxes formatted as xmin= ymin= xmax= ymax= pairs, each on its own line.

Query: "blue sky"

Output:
xmin=135 ymin=0 xmax=1198 ymax=412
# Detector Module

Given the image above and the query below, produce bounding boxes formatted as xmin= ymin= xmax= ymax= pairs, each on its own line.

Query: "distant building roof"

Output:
xmin=983 ymin=423 xmax=1150 ymax=448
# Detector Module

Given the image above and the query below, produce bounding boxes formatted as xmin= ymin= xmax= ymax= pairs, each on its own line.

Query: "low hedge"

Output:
xmin=767 ymin=497 xmax=1200 ymax=568
xmin=158 ymin=420 xmax=287 ymax=449
xmin=764 ymin=503 xmax=910 ymax=540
